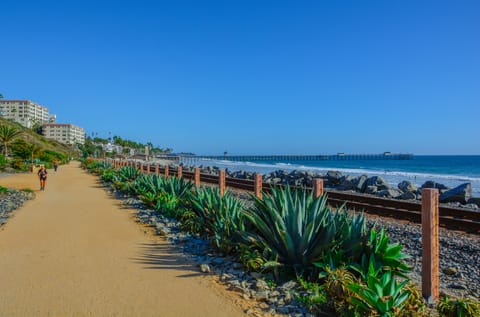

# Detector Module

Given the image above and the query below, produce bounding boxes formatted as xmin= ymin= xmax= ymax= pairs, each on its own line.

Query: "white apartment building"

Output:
xmin=0 ymin=100 xmax=50 ymax=128
xmin=42 ymin=123 xmax=86 ymax=145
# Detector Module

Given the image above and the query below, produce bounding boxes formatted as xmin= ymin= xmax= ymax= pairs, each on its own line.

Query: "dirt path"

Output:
xmin=0 ymin=163 xmax=245 ymax=317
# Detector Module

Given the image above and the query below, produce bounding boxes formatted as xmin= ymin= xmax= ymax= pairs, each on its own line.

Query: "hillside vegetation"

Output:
xmin=0 ymin=117 xmax=71 ymax=154
xmin=0 ymin=117 xmax=71 ymax=171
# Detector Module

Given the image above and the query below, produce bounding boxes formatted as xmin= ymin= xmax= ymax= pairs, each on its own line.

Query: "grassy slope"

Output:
xmin=0 ymin=117 xmax=71 ymax=155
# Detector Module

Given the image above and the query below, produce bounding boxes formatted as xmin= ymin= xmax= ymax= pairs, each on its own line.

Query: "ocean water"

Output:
xmin=181 ymin=156 xmax=480 ymax=197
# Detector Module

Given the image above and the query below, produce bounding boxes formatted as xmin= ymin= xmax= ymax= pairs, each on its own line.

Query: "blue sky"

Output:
xmin=1 ymin=0 xmax=479 ymax=155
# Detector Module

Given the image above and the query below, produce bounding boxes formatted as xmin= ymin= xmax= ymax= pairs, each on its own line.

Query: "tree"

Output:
xmin=0 ymin=93 xmax=3 ymax=99
xmin=30 ymin=119 xmax=43 ymax=134
xmin=0 ymin=125 xmax=23 ymax=157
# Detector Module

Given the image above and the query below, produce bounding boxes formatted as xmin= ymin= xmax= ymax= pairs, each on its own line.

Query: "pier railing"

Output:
xmin=178 ymin=152 xmax=413 ymax=164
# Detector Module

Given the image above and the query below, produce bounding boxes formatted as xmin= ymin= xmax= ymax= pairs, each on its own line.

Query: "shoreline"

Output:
xmin=166 ymin=159 xmax=480 ymax=208
xmin=179 ymin=157 xmax=480 ymax=196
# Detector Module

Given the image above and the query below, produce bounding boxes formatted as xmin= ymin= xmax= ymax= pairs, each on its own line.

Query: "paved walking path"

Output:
xmin=0 ymin=162 xmax=245 ymax=317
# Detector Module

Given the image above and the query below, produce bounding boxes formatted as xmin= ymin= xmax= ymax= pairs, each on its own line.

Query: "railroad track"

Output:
xmin=140 ymin=164 xmax=480 ymax=233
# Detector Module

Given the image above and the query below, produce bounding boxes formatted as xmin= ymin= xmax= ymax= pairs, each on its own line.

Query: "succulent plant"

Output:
xmin=190 ymin=187 xmax=245 ymax=253
xmin=244 ymin=186 xmax=338 ymax=277
xmin=437 ymin=296 xmax=480 ymax=317
xmin=348 ymin=271 xmax=410 ymax=316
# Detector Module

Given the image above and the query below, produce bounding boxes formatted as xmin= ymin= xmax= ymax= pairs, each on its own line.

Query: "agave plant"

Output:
xmin=190 ymin=187 xmax=245 ymax=253
xmin=243 ymin=186 xmax=338 ymax=277
xmin=112 ymin=166 xmax=141 ymax=193
xmin=162 ymin=176 xmax=193 ymax=202
xmin=348 ymin=271 xmax=410 ymax=316
xmin=351 ymin=228 xmax=411 ymax=280
xmin=100 ymin=168 xmax=115 ymax=183
xmin=315 ymin=210 xmax=368 ymax=278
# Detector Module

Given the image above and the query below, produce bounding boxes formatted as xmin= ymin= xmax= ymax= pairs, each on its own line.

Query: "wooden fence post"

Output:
xmin=194 ymin=167 xmax=201 ymax=187
xmin=422 ymin=188 xmax=439 ymax=303
xmin=254 ymin=173 xmax=263 ymax=199
xmin=165 ymin=165 xmax=169 ymax=177
xmin=155 ymin=163 xmax=159 ymax=175
xmin=177 ymin=166 xmax=183 ymax=178
xmin=313 ymin=178 xmax=324 ymax=198
xmin=146 ymin=164 xmax=150 ymax=174
xmin=219 ymin=170 xmax=226 ymax=196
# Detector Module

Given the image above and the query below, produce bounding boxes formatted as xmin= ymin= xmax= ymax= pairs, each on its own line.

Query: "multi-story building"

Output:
xmin=0 ymin=100 xmax=50 ymax=128
xmin=41 ymin=123 xmax=86 ymax=145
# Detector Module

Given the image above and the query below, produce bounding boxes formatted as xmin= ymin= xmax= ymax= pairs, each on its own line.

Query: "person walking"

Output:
xmin=37 ymin=165 xmax=48 ymax=191
xmin=53 ymin=160 xmax=59 ymax=172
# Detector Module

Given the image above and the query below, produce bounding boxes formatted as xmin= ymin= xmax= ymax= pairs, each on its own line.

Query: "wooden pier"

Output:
xmin=177 ymin=152 xmax=413 ymax=163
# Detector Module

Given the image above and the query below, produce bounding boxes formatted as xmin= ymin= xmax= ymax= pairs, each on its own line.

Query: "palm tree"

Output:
xmin=0 ymin=125 xmax=23 ymax=157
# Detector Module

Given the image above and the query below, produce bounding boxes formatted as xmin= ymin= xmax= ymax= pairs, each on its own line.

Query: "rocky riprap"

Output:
xmin=0 ymin=189 xmax=35 ymax=226
xmin=179 ymin=164 xmax=480 ymax=209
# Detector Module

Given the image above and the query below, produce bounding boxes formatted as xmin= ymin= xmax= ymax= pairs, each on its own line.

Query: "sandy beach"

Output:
xmin=0 ymin=162 xmax=246 ymax=317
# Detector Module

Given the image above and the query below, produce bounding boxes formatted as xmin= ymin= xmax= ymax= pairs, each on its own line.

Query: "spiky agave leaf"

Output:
xmin=243 ymin=186 xmax=336 ymax=277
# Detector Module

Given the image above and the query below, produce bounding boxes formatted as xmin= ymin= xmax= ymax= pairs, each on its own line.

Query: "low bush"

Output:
xmin=437 ymin=296 xmax=480 ymax=317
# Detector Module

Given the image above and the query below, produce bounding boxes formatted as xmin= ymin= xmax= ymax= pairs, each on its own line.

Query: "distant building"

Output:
xmin=42 ymin=123 xmax=86 ymax=145
xmin=0 ymin=100 xmax=49 ymax=128
xmin=102 ymin=142 xmax=123 ymax=154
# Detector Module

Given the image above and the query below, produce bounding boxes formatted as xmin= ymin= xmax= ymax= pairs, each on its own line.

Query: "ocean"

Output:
xmin=180 ymin=155 xmax=480 ymax=197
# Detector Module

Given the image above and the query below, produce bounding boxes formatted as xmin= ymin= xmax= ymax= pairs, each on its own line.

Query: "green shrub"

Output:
xmin=0 ymin=154 xmax=6 ymax=170
xmin=238 ymin=243 xmax=267 ymax=271
xmin=437 ymin=296 xmax=480 ymax=317
xmin=398 ymin=282 xmax=427 ymax=317
xmin=178 ymin=209 xmax=202 ymax=234
xmin=297 ymin=278 xmax=328 ymax=313
xmin=11 ymin=159 xmax=29 ymax=171
xmin=323 ymin=267 xmax=356 ymax=313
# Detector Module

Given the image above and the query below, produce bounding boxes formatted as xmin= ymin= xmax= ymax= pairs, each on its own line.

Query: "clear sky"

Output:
xmin=1 ymin=0 xmax=479 ymax=155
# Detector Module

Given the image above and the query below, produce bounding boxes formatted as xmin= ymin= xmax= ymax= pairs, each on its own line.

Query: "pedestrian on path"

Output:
xmin=37 ymin=165 xmax=48 ymax=191
xmin=53 ymin=160 xmax=59 ymax=172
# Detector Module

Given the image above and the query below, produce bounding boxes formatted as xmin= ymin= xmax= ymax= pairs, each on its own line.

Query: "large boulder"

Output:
xmin=338 ymin=175 xmax=357 ymax=191
xmin=376 ymin=189 xmax=403 ymax=199
xmin=439 ymin=183 xmax=472 ymax=204
xmin=421 ymin=181 xmax=449 ymax=191
xmin=356 ymin=175 xmax=369 ymax=192
xmin=398 ymin=180 xmax=417 ymax=193
xmin=365 ymin=186 xmax=378 ymax=195
xmin=326 ymin=170 xmax=342 ymax=186
xmin=467 ymin=197 xmax=480 ymax=207
xmin=400 ymin=191 xmax=417 ymax=200
xmin=366 ymin=176 xmax=390 ymax=191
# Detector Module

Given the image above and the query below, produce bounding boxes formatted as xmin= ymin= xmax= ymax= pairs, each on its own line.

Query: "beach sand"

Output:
xmin=0 ymin=163 xmax=247 ymax=317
